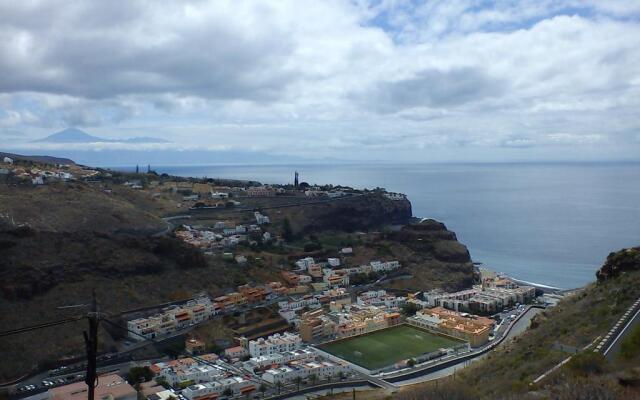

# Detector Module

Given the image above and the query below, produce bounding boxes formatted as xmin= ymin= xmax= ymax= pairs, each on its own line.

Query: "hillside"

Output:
xmin=394 ymin=246 xmax=640 ymax=399
xmin=0 ymin=180 xmax=474 ymax=382
xmin=0 ymin=151 xmax=75 ymax=166
xmin=0 ymin=183 xmax=166 ymax=233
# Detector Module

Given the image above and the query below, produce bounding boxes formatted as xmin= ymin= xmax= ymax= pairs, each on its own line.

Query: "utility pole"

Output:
xmin=84 ymin=291 xmax=99 ymax=400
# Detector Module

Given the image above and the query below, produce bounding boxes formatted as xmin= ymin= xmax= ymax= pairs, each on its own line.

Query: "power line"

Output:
xmin=0 ymin=316 xmax=83 ymax=337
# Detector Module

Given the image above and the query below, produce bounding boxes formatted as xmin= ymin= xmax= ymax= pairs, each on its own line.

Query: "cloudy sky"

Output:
xmin=1 ymin=0 xmax=639 ymax=162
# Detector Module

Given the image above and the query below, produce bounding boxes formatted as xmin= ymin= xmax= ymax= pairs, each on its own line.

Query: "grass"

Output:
xmin=318 ymin=325 xmax=462 ymax=370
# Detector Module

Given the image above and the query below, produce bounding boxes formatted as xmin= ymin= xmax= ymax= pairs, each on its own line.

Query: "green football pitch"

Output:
xmin=318 ymin=325 xmax=462 ymax=370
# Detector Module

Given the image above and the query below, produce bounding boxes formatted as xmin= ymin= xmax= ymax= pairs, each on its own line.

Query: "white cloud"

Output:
xmin=0 ymin=0 xmax=638 ymax=161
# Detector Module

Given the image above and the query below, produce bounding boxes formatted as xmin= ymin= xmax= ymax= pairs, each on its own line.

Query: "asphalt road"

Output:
xmin=605 ymin=306 xmax=640 ymax=360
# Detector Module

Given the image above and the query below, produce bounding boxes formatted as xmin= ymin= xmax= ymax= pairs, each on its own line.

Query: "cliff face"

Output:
xmin=596 ymin=246 xmax=640 ymax=281
xmin=273 ymin=193 xmax=413 ymax=235
xmin=389 ymin=219 xmax=472 ymax=264
xmin=381 ymin=219 xmax=474 ymax=291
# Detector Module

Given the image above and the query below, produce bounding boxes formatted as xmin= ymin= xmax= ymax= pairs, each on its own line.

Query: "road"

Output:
xmin=604 ymin=303 xmax=640 ymax=360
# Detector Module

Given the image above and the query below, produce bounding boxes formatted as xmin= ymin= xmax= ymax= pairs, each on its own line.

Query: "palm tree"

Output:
xmin=222 ymin=387 xmax=233 ymax=398
xmin=294 ymin=376 xmax=303 ymax=391
xmin=309 ymin=374 xmax=318 ymax=386
xmin=276 ymin=381 xmax=282 ymax=394
xmin=258 ymin=384 xmax=267 ymax=398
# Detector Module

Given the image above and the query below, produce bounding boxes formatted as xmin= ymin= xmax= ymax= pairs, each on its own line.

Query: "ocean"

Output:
xmin=150 ymin=162 xmax=640 ymax=289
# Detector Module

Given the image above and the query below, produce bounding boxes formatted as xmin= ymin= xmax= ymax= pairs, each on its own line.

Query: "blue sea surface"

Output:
xmin=150 ymin=162 xmax=640 ymax=289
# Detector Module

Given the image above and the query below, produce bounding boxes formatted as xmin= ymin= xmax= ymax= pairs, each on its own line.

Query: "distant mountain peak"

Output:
xmin=33 ymin=128 xmax=168 ymax=144
xmin=35 ymin=128 xmax=104 ymax=143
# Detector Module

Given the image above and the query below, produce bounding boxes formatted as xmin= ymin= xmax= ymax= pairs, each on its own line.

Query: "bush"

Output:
xmin=178 ymin=380 xmax=195 ymax=389
xmin=127 ymin=366 xmax=154 ymax=383
xmin=619 ymin=324 xmax=640 ymax=361
xmin=304 ymin=241 xmax=322 ymax=252
xmin=565 ymin=352 xmax=609 ymax=377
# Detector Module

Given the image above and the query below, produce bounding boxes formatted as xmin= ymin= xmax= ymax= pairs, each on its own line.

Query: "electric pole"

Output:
xmin=84 ymin=291 xmax=99 ymax=400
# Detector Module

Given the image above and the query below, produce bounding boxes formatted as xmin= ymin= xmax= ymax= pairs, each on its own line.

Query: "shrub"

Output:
xmin=565 ymin=352 xmax=609 ymax=377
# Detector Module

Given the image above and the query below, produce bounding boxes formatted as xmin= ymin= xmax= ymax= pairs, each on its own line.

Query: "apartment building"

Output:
xmin=356 ymin=290 xmax=406 ymax=309
xmin=182 ymin=377 xmax=257 ymax=400
xmin=408 ymin=307 xmax=495 ymax=347
xmin=278 ymin=296 xmax=321 ymax=312
xmin=127 ymin=297 xmax=216 ymax=340
xmin=245 ymin=347 xmax=316 ymax=369
xmin=295 ymin=257 xmax=315 ymax=270
xmin=299 ymin=309 xmax=338 ymax=342
xmin=248 ymin=332 xmax=303 ymax=357
xmin=261 ymin=360 xmax=349 ymax=385
xmin=150 ymin=355 xmax=223 ymax=387
xmin=254 ymin=211 xmax=270 ymax=224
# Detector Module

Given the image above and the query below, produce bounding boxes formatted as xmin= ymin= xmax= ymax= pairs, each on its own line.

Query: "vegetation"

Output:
xmin=401 ymin=302 xmax=421 ymax=317
xmin=619 ymin=323 xmax=640 ymax=361
xmin=127 ymin=366 xmax=154 ymax=383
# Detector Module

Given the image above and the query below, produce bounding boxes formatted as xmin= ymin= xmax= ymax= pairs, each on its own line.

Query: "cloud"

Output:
xmin=0 ymin=1 xmax=638 ymax=161
xmin=360 ymin=67 xmax=507 ymax=113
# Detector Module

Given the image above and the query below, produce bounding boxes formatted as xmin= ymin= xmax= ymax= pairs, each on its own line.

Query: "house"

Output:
xmin=211 ymin=192 xmax=229 ymax=199
xmin=3 ymin=157 xmax=13 ymax=164
xmin=224 ymin=345 xmax=249 ymax=360
xmin=185 ymin=337 xmax=206 ymax=355
xmin=48 ymin=374 xmax=136 ymax=400
xmin=262 ymin=232 xmax=272 ymax=242
xmin=254 ymin=212 xmax=270 ymax=225
xmin=327 ymin=258 xmax=341 ymax=267
xmin=341 ymin=247 xmax=353 ymax=255
xmin=235 ymin=255 xmax=248 ymax=265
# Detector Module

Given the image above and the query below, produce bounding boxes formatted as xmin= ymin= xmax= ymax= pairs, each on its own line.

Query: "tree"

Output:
xmin=282 ymin=218 xmax=293 ymax=242
xmin=222 ymin=388 xmax=233 ymax=397
xmin=276 ymin=381 xmax=283 ymax=394
xmin=259 ymin=384 xmax=267 ymax=398
xmin=309 ymin=373 xmax=318 ymax=385
xmin=407 ymin=358 xmax=416 ymax=368
xmin=294 ymin=376 xmax=303 ymax=391
xmin=127 ymin=366 xmax=154 ymax=383
xmin=401 ymin=302 xmax=421 ymax=317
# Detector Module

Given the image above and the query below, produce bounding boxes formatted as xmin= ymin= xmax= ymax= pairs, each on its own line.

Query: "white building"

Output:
xmin=278 ymin=297 xmax=321 ymax=312
xmin=248 ymin=332 xmax=302 ymax=357
xmin=295 ymin=257 xmax=315 ymax=270
xmin=245 ymin=347 xmax=315 ymax=369
xmin=2 ymin=157 xmax=13 ymax=164
xmin=261 ymin=361 xmax=348 ymax=384
xmin=327 ymin=258 xmax=341 ymax=267
xmin=254 ymin=212 xmax=270 ymax=225
xmin=153 ymin=361 xmax=225 ymax=387
xmin=182 ymin=377 xmax=257 ymax=400
xmin=370 ymin=260 xmax=401 ymax=273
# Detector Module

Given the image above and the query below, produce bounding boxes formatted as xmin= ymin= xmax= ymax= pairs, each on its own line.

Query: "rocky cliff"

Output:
xmin=596 ymin=246 xmax=640 ymax=281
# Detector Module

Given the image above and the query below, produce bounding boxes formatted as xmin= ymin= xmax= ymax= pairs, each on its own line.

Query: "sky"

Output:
xmin=1 ymin=0 xmax=640 ymax=163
